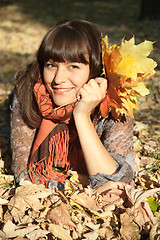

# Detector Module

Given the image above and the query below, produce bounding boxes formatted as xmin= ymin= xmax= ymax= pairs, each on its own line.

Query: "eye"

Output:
xmin=45 ymin=63 xmax=56 ymax=68
xmin=70 ymin=64 xmax=80 ymax=69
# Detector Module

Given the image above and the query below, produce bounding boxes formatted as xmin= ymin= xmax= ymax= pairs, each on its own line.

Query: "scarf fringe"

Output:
xmin=29 ymin=130 xmax=70 ymax=186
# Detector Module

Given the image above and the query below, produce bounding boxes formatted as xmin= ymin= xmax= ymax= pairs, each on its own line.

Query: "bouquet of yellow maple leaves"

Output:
xmin=100 ymin=36 xmax=157 ymax=120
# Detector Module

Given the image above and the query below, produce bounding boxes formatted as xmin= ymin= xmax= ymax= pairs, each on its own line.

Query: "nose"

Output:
xmin=53 ymin=65 xmax=66 ymax=85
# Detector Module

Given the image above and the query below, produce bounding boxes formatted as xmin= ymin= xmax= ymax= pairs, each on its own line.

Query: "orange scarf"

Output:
xmin=28 ymin=78 xmax=98 ymax=187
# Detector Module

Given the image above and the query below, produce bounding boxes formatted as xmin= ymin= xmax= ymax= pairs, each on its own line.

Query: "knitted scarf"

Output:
xmin=28 ymin=78 xmax=98 ymax=187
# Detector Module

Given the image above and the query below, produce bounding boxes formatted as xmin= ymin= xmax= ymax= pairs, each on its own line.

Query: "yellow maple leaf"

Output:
xmin=100 ymin=36 xmax=157 ymax=120
xmin=132 ymin=82 xmax=149 ymax=96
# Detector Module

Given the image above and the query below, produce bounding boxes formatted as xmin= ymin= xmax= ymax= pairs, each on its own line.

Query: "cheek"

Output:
xmin=74 ymin=79 xmax=85 ymax=91
xmin=77 ymin=72 xmax=90 ymax=87
xmin=45 ymin=84 xmax=52 ymax=95
xmin=43 ymin=70 xmax=53 ymax=85
xmin=44 ymin=79 xmax=50 ymax=86
xmin=75 ymin=68 xmax=90 ymax=88
xmin=45 ymin=84 xmax=54 ymax=99
xmin=43 ymin=73 xmax=53 ymax=92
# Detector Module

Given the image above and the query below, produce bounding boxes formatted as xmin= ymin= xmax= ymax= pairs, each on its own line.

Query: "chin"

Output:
xmin=53 ymin=97 xmax=74 ymax=107
xmin=52 ymin=90 xmax=77 ymax=107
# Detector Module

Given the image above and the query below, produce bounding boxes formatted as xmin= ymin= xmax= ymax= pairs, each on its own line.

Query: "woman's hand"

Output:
xmin=73 ymin=77 xmax=107 ymax=117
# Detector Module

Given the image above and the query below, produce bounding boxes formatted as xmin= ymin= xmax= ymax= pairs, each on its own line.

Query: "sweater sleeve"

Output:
xmin=89 ymin=115 xmax=134 ymax=188
xmin=10 ymin=93 xmax=36 ymax=183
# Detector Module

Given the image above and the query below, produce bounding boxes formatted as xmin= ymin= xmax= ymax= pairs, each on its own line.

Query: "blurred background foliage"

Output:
xmin=0 ymin=0 xmax=160 ymax=86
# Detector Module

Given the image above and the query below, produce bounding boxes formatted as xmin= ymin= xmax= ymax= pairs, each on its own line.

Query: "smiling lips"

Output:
xmin=53 ymin=87 xmax=73 ymax=95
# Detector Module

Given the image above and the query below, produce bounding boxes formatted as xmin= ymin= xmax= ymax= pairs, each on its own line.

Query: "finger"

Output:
xmin=86 ymin=79 xmax=100 ymax=93
xmin=87 ymin=79 xmax=106 ymax=99
xmin=95 ymin=78 xmax=107 ymax=97
xmin=77 ymin=86 xmax=94 ymax=102
xmin=83 ymin=82 xmax=96 ymax=93
xmin=76 ymin=87 xmax=87 ymax=100
xmin=95 ymin=77 xmax=107 ymax=88
xmin=80 ymin=81 xmax=101 ymax=101
xmin=88 ymin=78 xmax=106 ymax=89
xmin=95 ymin=77 xmax=106 ymax=84
xmin=88 ymin=78 xmax=99 ymax=85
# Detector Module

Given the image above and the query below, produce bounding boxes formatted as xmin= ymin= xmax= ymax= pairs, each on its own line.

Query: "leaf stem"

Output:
xmin=54 ymin=98 xmax=79 ymax=111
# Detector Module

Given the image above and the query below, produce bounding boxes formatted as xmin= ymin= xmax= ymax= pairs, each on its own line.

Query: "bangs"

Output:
xmin=37 ymin=20 xmax=103 ymax=79
xmin=41 ymin=28 xmax=89 ymax=65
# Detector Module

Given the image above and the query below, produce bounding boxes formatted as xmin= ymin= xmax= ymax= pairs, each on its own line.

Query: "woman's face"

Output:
xmin=43 ymin=60 xmax=90 ymax=106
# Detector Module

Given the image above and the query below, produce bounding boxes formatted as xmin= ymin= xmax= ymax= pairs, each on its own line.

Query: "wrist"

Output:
xmin=73 ymin=111 xmax=91 ymax=123
xmin=73 ymin=112 xmax=93 ymax=132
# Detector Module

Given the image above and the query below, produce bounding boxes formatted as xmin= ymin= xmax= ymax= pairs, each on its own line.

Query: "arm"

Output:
xmin=100 ymin=115 xmax=134 ymax=171
xmin=73 ymin=78 xmax=117 ymax=176
xmin=73 ymin=114 xmax=117 ymax=175
xmin=10 ymin=93 xmax=36 ymax=183
xmin=73 ymin=78 xmax=134 ymax=188
xmin=90 ymin=115 xmax=134 ymax=188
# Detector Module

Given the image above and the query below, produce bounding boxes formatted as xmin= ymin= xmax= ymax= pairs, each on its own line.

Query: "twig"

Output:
xmin=54 ymin=98 xmax=79 ymax=111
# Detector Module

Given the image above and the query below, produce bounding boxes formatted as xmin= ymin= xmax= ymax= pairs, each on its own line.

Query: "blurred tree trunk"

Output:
xmin=138 ymin=0 xmax=160 ymax=20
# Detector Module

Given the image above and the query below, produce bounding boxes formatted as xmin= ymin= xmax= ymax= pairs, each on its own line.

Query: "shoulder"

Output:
xmin=10 ymin=91 xmax=23 ymax=116
xmin=12 ymin=91 xmax=20 ymax=108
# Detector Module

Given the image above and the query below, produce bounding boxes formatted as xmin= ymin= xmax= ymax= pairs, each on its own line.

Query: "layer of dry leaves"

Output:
xmin=0 ymin=1 xmax=160 ymax=239
xmin=0 ymin=171 xmax=160 ymax=240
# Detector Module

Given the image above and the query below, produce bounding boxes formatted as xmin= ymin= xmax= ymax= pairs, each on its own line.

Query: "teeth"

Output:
xmin=56 ymin=88 xmax=71 ymax=92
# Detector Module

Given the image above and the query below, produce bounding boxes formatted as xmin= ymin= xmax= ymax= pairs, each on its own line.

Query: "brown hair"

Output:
xmin=16 ymin=20 xmax=103 ymax=128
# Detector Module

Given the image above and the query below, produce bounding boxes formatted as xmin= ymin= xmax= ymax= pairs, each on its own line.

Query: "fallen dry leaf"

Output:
xmin=3 ymin=220 xmax=39 ymax=238
xmin=26 ymin=228 xmax=49 ymax=239
xmin=94 ymin=181 xmax=129 ymax=206
xmin=124 ymin=187 xmax=160 ymax=228
xmin=8 ymin=180 xmax=52 ymax=222
xmin=46 ymin=202 xmax=75 ymax=227
xmin=48 ymin=223 xmax=73 ymax=240
xmin=71 ymin=192 xmax=99 ymax=211
xmin=134 ymin=121 xmax=149 ymax=139
xmin=125 ymin=187 xmax=160 ymax=208
xmin=0 ymin=174 xmax=14 ymax=188
xmin=150 ymin=222 xmax=160 ymax=240
xmin=0 ymin=229 xmax=6 ymax=239
xmin=83 ymin=230 xmax=99 ymax=239
xmin=92 ymin=203 xmax=116 ymax=219
xmin=120 ymin=212 xmax=141 ymax=240
xmin=98 ymin=227 xmax=114 ymax=240
xmin=0 ymin=198 xmax=9 ymax=205
xmin=130 ymin=201 xmax=156 ymax=228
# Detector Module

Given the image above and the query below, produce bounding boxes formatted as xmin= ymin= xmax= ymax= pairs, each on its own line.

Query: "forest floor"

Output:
xmin=0 ymin=0 xmax=160 ymax=239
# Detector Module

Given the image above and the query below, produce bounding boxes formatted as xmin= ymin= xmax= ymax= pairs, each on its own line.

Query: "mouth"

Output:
xmin=53 ymin=87 xmax=73 ymax=94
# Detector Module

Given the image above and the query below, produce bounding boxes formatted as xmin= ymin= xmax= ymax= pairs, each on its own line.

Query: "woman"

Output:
xmin=11 ymin=20 xmax=134 ymax=190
